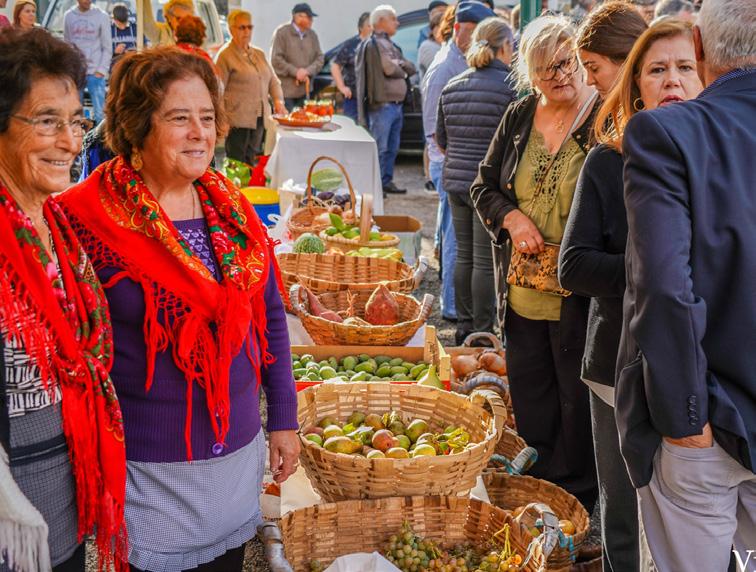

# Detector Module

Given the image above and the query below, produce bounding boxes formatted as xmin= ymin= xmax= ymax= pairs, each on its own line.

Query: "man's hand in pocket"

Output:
xmin=663 ymin=422 xmax=714 ymax=448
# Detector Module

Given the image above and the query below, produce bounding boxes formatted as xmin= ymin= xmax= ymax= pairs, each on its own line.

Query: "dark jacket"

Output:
xmin=559 ymin=144 xmax=626 ymax=387
xmin=436 ymin=60 xmax=516 ymax=195
xmin=470 ymin=94 xmax=598 ymax=340
xmin=355 ymin=34 xmax=414 ymax=127
xmin=617 ymin=70 xmax=756 ymax=488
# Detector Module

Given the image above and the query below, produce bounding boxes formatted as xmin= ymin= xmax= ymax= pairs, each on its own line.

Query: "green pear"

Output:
xmin=417 ymin=365 xmax=444 ymax=389
xmin=405 ymin=419 xmax=429 ymax=443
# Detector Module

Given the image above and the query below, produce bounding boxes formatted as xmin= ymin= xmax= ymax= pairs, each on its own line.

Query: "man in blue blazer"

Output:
xmin=617 ymin=0 xmax=756 ymax=569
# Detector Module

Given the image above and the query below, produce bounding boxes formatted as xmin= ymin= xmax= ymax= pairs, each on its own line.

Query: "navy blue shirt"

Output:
xmin=333 ymin=34 xmax=362 ymax=91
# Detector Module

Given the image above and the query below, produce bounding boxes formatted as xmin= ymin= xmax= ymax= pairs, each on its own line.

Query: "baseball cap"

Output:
xmin=428 ymin=1 xmax=448 ymax=11
xmin=455 ymin=1 xmax=496 ymax=23
xmin=292 ymin=2 xmax=317 ymax=17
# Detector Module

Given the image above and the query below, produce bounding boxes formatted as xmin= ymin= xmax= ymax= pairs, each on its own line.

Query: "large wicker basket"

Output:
xmin=297 ymin=382 xmax=507 ymax=501
xmin=289 ymin=284 xmax=433 ymax=346
xmin=287 ymin=156 xmax=357 ymax=240
xmin=278 ymin=253 xmax=422 ymax=297
xmin=482 ymin=471 xmax=591 ymax=570
xmin=280 ymin=495 xmax=545 ymax=572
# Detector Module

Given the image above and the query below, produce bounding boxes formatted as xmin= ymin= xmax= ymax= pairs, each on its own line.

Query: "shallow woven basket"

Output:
xmin=482 ymin=471 xmax=590 ymax=570
xmin=280 ymin=495 xmax=544 ymax=572
xmin=489 ymin=428 xmax=530 ymax=470
xmin=278 ymin=253 xmax=420 ymax=297
xmin=289 ymin=284 xmax=433 ymax=346
xmin=297 ymin=382 xmax=507 ymax=501
xmin=287 ymin=156 xmax=357 ymax=240
xmin=320 ymin=193 xmax=400 ymax=253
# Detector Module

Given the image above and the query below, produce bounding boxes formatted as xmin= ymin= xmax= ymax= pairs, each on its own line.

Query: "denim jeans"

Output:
xmin=429 ymin=159 xmax=456 ymax=319
xmin=85 ymin=74 xmax=106 ymax=124
xmin=368 ymin=102 xmax=403 ymax=187
xmin=342 ymin=97 xmax=358 ymax=123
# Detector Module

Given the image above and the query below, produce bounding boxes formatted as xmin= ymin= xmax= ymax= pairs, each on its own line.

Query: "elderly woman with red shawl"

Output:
xmin=59 ymin=47 xmax=299 ymax=572
xmin=0 ymin=28 xmax=126 ymax=572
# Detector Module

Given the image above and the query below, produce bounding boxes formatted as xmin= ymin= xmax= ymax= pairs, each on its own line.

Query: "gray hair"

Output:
xmin=370 ymin=4 xmax=396 ymax=27
xmin=697 ymin=0 xmax=756 ymax=71
xmin=654 ymin=0 xmax=694 ymax=18
xmin=227 ymin=8 xmax=252 ymax=28
xmin=514 ymin=14 xmax=577 ymax=92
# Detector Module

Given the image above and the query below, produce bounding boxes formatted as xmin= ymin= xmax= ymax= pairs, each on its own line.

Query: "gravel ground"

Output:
xmin=86 ymin=156 xmax=598 ymax=571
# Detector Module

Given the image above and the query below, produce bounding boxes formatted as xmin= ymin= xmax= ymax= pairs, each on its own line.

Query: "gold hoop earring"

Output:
xmin=633 ymin=98 xmax=644 ymax=112
xmin=131 ymin=148 xmax=143 ymax=171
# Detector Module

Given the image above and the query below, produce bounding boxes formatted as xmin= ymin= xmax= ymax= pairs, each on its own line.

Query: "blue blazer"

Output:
xmin=616 ymin=70 xmax=756 ymax=488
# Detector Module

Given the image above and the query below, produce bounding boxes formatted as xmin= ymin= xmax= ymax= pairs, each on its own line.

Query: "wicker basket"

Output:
xmin=482 ymin=471 xmax=591 ymax=570
xmin=280 ymin=495 xmax=545 ymax=572
xmin=297 ymin=382 xmax=507 ymax=501
xmin=289 ymin=284 xmax=433 ymax=346
xmin=320 ymin=193 xmax=400 ymax=253
xmin=278 ymin=253 xmax=421 ymax=297
xmin=287 ymin=156 xmax=357 ymax=240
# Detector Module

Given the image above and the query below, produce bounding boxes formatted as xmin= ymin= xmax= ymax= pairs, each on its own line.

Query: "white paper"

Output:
xmin=324 ymin=552 xmax=402 ymax=572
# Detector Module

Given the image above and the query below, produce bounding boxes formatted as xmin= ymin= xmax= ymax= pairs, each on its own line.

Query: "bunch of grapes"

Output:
xmin=383 ymin=524 xmax=484 ymax=572
xmin=471 ymin=551 xmax=523 ymax=572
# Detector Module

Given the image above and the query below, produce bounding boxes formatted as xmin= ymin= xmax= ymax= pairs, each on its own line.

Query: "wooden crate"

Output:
xmin=292 ymin=326 xmax=450 ymax=391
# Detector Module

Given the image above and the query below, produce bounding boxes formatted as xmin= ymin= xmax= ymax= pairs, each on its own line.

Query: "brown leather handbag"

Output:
xmin=506 ymin=93 xmax=598 ymax=298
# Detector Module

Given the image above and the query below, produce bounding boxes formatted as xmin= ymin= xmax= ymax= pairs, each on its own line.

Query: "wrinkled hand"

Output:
xmin=115 ymin=43 xmax=126 ymax=54
xmin=664 ymin=422 xmax=714 ymax=448
xmin=504 ymin=209 xmax=544 ymax=254
xmin=269 ymin=430 xmax=301 ymax=484
xmin=295 ymin=68 xmax=309 ymax=83
xmin=339 ymin=85 xmax=352 ymax=99
xmin=274 ymin=100 xmax=287 ymax=115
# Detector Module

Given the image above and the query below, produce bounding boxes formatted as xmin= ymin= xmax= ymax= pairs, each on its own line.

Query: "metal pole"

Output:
xmin=137 ymin=0 xmax=144 ymax=51
xmin=520 ymin=0 xmax=542 ymax=31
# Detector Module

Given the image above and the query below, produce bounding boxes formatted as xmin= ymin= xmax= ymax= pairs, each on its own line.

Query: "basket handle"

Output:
xmin=459 ymin=372 xmax=509 ymax=396
xmin=462 ymin=331 xmax=503 ymax=351
xmin=468 ymin=388 xmax=507 ymax=439
xmin=412 ymin=256 xmax=429 ymax=290
xmin=288 ymin=283 xmax=308 ymax=317
xmin=416 ymin=293 xmax=434 ymax=323
xmin=304 ymin=155 xmax=358 ymax=212
xmin=359 ymin=193 xmax=374 ymax=243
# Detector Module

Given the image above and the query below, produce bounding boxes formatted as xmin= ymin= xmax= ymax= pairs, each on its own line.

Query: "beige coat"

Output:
xmin=137 ymin=0 xmax=175 ymax=46
xmin=270 ymin=22 xmax=324 ymax=99
xmin=216 ymin=41 xmax=283 ymax=153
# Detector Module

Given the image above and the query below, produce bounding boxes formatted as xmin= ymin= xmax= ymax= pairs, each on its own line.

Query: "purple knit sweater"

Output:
xmin=98 ymin=217 xmax=298 ymax=463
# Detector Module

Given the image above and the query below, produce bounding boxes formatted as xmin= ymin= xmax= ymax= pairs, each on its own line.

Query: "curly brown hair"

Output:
xmin=175 ymin=14 xmax=206 ymax=47
xmin=105 ymin=46 xmax=227 ymax=158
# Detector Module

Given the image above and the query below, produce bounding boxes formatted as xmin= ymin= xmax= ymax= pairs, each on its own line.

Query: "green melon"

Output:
xmin=293 ymin=233 xmax=325 ymax=254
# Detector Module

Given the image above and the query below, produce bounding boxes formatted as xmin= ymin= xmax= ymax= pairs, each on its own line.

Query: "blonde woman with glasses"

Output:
xmin=471 ymin=14 xmax=600 ymax=512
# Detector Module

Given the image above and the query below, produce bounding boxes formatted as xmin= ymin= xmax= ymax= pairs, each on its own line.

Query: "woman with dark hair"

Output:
xmin=437 ymin=17 xmax=516 ymax=343
xmin=0 ymin=27 xmax=126 ymax=572
xmin=559 ymin=18 xmax=701 ymax=572
xmin=576 ymin=1 xmax=648 ymax=97
xmin=59 ymin=47 xmax=299 ymax=572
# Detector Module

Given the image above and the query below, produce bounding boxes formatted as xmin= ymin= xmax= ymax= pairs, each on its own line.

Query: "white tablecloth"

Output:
xmin=266 ymin=115 xmax=384 ymax=215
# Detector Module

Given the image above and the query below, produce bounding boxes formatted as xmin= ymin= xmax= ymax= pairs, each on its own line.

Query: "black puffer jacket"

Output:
xmin=436 ymin=60 xmax=516 ymax=195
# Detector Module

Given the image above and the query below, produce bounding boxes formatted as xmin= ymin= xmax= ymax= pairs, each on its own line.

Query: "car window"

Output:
xmin=392 ymin=21 xmax=424 ymax=64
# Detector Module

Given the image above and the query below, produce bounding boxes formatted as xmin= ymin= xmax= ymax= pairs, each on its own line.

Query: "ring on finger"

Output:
xmin=518 ymin=240 xmax=527 ymax=248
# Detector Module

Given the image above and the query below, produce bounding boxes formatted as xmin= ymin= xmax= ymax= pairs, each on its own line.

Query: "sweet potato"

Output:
xmin=364 ymin=285 xmax=400 ymax=325
xmin=304 ymin=287 xmax=343 ymax=323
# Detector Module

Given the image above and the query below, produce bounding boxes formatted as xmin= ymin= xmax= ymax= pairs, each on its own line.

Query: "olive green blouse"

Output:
xmin=508 ymin=128 xmax=586 ymax=321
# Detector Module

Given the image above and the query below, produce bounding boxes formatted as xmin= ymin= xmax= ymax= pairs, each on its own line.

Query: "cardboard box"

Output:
xmin=374 ymin=215 xmax=422 ymax=265
xmin=292 ymin=326 xmax=450 ymax=391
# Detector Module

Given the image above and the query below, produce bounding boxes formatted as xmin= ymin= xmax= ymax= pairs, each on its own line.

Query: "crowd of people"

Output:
xmin=0 ymin=0 xmax=754 ymax=571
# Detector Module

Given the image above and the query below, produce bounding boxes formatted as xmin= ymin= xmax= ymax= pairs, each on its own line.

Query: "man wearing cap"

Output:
xmin=421 ymin=0 xmax=495 ymax=322
xmin=271 ymin=3 xmax=324 ymax=110
xmin=355 ymin=4 xmax=417 ymax=196
xmin=417 ymin=1 xmax=448 ymax=49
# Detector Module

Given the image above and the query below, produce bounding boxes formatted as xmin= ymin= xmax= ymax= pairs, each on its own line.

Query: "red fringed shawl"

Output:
xmin=58 ymin=157 xmax=283 ymax=461
xmin=0 ymin=184 xmax=127 ymax=571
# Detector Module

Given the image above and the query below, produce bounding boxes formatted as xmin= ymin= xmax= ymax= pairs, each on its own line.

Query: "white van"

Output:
xmin=42 ymin=0 xmax=224 ymax=56
xmin=238 ymin=0 xmax=431 ymax=53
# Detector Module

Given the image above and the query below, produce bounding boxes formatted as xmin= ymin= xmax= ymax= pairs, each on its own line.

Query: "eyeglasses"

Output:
xmin=235 ymin=24 xmax=253 ymax=31
xmin=11 ymin=114 xmax=86 ymax=137
xmin=538 ymin=56 xmax=579 ymax=82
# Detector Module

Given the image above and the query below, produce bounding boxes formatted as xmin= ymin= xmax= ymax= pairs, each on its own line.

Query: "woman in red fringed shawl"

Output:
xmin=0 ymin=29 xmax=127 ymax=572
xmin=58 ymin=47 xmax=300 ymax=572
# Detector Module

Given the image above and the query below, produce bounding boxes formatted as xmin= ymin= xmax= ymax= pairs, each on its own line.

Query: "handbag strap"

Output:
xmin=525 ymin=91 xmax=598 ymax=217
